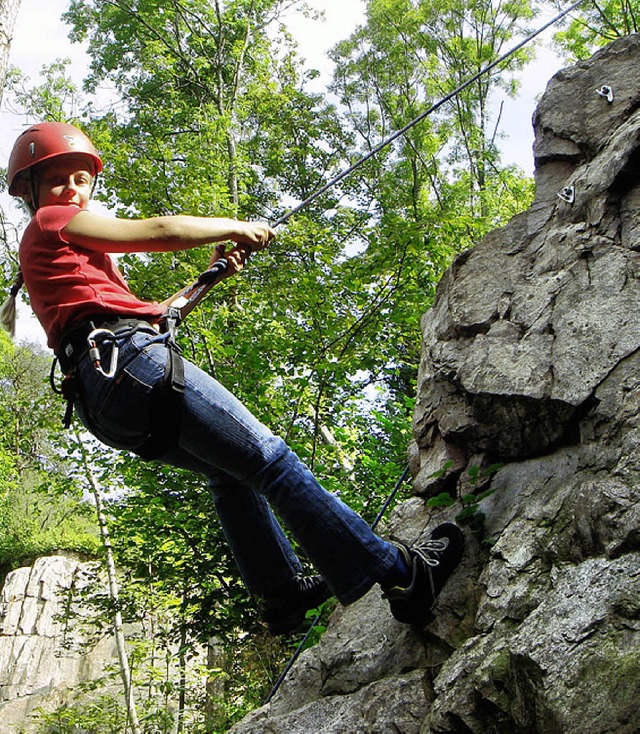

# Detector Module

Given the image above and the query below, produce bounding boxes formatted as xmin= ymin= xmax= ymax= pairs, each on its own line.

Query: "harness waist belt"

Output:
xmin=56 ymin=315 xmax=160 ymax=374
xmin=54 ymin=315 xmax=183 ymax=461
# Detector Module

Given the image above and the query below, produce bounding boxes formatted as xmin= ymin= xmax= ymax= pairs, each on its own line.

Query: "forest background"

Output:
xmin=0 ymin=0 xmax=633 ymax=731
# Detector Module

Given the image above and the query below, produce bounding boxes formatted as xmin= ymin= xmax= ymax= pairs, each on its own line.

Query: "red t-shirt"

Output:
xmin=19 ymin=205 xmax=164 ymax=349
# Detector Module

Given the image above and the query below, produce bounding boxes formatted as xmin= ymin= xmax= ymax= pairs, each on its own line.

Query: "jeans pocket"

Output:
xmin=76 ymin=348 xmax=164 ymax=451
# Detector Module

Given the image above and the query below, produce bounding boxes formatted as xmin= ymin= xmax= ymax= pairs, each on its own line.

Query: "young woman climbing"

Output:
xmin=5 ymin=121 xmax=465 ymax=634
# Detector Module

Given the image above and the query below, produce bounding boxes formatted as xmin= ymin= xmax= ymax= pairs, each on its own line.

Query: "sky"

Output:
xmin=2 ymin=0 xmax=565 ymax=345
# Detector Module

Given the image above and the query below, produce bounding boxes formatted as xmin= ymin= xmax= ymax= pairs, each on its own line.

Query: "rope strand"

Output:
xmin=180 ymin=0 xmax=586 ymax=316
xmin=272 ymin=0 xmax=587 ymax=228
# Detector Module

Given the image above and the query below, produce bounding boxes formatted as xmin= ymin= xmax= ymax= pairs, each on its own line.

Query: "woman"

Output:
xmin=6 ymin=121 xmax=464 ymax=634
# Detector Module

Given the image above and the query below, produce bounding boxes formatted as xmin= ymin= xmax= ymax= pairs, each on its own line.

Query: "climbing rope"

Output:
xmin=259 ymin=0 xmax=589 ymax=704
xmin=170 ymin=0 xmax=587 ymax=324
xmin=5 ymin=0 xmax=587 ymax=331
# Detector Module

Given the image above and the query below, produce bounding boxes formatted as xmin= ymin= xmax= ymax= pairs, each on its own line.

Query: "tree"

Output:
xmin=554 ymin=0 xmax=640 ymax=60
xmin=0 ymin=0 xmax=21 ymax=106
xmin=315 ymin=0 xmax=537 ymax=471
xmin=60 ymin=0 xmax=415 ymax=492
xmin=63 ymin=0 xmax=326 ymax=217
xmin=74 ymin=431 xmax=142 ymax=734
xmin=330 ymin=0 xmax=536 ymax=231
xmin=0 ymin=330 xmax=99 ymax=570
xmin=0 ymin=0 xmax=542 ymax=724
xmin=1 ymin=0 xmax=24 ymax=312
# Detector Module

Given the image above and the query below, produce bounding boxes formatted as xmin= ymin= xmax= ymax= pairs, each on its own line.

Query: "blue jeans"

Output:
xmin=73 ymin=328 xmax=397 ymax=604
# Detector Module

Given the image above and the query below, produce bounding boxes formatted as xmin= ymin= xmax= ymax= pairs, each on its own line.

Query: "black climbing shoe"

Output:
xmin=382 ymin=522 xmax=465 ymax=625
xmin=261 ymin=574 xmax=332 ymax=635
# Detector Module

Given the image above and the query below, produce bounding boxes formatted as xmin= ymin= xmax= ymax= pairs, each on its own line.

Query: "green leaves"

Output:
xmin=1 ymin=0 xmax=543 ymax=722
xmin=0 ymin=333 xmax=99 ymax=568
xmin=554 ymin=0 xmax=640 ymax=60
xmin=427 ymin=492 xmax=457 ymax=508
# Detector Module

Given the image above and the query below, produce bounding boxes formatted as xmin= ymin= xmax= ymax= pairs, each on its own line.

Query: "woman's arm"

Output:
xmin=62 ymin=210 xmax=275 ymax=254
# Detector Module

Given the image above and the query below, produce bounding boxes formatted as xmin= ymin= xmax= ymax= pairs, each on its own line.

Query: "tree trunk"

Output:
xmin=75 ymin=431 xmax=143 ymax=734
xmin=204 ymin=636 xmax=228 ymax=729
xmin=0 ymin=0 xmax=21 ymax=106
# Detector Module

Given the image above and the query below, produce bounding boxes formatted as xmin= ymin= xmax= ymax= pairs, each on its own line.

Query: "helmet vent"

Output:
xmin=29 ymin=142 xmax=36 ymax=158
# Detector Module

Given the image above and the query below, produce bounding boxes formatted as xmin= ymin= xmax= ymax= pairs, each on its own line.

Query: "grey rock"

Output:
xmin=229 ymin=34 xmax=640 ymax=734
xmin=0 ymin=556 xmax=117 ymax=733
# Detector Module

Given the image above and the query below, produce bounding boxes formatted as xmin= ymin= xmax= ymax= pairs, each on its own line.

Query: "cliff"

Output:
xmin=228 ymin=34 xmax=640 ymax=734
xmin=0 ymin=555 xmax=119 ymax=731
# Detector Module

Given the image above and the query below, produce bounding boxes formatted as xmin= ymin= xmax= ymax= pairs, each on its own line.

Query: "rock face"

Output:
xmin=229 ymin=35 xmax=640 ymax=734
xmin=0 ymin=555 xmax=117 ymax=733
xmin=0 ymin=554 xmax=207 ymax=733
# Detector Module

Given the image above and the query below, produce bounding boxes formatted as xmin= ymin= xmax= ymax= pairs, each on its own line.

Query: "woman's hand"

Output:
xmin=231 ymin=221 xmax=275 ymax=252
xmin=209 ymin=243 xmax=252 ymax=279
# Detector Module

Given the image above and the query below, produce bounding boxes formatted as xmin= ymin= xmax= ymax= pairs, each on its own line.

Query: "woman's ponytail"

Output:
xmin=0 ymin=271 xmax=24 ymax=337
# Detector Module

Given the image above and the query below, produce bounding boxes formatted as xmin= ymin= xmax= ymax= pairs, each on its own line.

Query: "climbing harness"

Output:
xmin=52 ymin=316 xmax=185 ymax=459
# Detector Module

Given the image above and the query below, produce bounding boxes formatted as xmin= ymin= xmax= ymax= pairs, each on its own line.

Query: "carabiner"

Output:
xmin=87 ymin=328 xmax=119 ymax=378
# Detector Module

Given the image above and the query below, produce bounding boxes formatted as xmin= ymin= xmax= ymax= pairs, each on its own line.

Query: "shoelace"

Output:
xmin=381 ymin=537 xmax=451 ymax=600
xmin=412 ymin=537 xmax=450 ymax=567
xmin=412 ymin=537 xmax=450 ymax=600
xmin=294 ymin=574 xmax=325 ymax=593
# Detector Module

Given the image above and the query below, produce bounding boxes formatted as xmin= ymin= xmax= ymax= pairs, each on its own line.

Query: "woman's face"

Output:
xmin=34 ymin=156 xmax=94 ymax=210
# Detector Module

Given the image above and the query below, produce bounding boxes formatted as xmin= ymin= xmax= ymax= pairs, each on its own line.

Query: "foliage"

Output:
xmin=33 ymin=694 xmax=128 ymax=734
xmin=62 ymin=0 xmax=328 ymax=218
xmin=554 ymin=0 xmax=640 ymax=60
xmin=0 ymin=331 xmax=99 ymax=570
xmin=57 ymin=0 xmax=421 ymax=498
xmin=425 ymin=462 xmax=503 ymax=527
xmin=6 ymin=58 xmax=84 ymax=121
xmin=329 ymin=0 xmax=536 ymax=229
xmin=31 ymin=629 xmax=290 ymax=733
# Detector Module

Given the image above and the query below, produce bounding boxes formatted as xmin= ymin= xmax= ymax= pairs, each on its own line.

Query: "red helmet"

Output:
xmin=7 ymin=121 xmax=103 ymax=196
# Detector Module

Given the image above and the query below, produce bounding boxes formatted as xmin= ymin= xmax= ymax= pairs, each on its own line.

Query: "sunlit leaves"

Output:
xmin=2 ymin=0 xmax=541 ymax=721
xmin=0 ymin=332 xmax=99 ymax=567
xmin=554 ymin=0 xmax=640 ymax=60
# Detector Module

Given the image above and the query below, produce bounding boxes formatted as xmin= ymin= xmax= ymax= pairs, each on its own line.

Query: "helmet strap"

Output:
xmin=28 ymin=168 xmax=39 ymax=212
xmin=23 ymin=159 xmax=98 ymax=213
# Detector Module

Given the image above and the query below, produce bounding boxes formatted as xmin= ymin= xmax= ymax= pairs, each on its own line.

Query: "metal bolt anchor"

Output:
xmin=557 ymin=186 xmax=575 ymax=204
xmin=596 ymin=85 xmax=614 ymax=103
